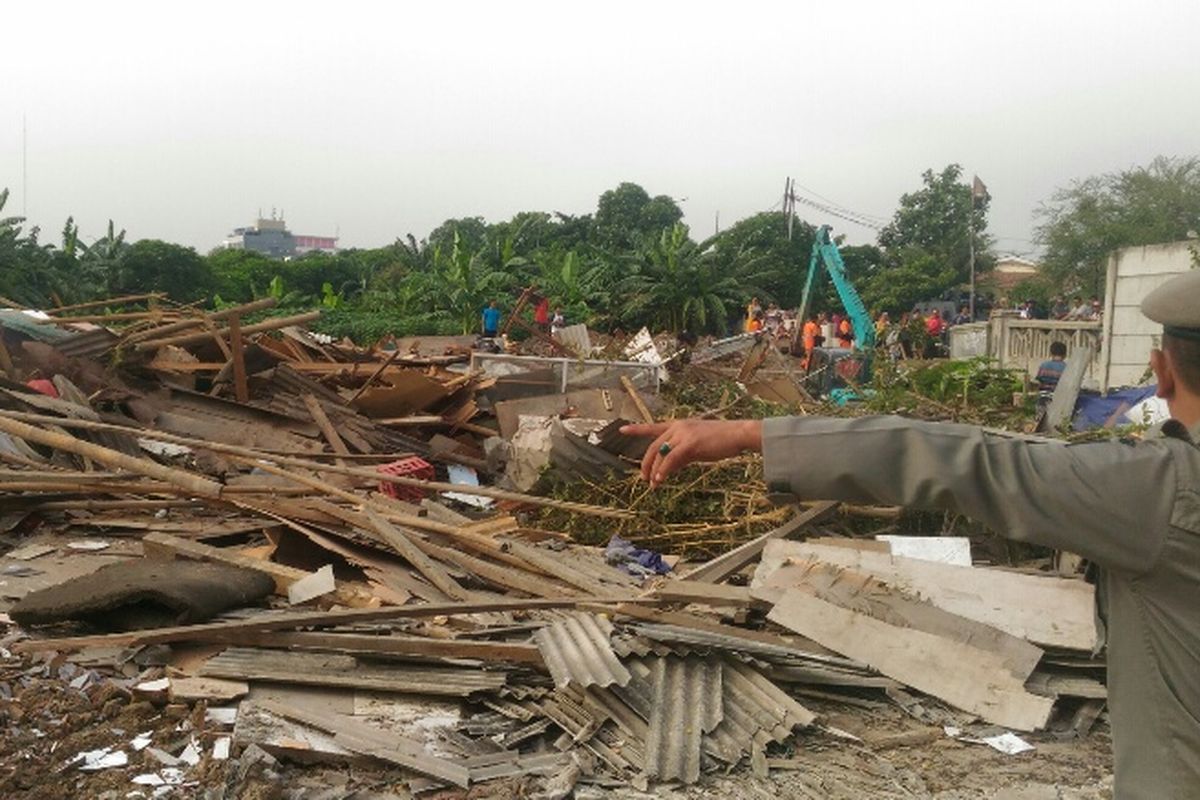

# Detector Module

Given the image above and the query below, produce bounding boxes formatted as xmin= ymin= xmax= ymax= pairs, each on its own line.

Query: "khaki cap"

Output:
xmin=1142 ymin=269 xmax=1200 ymax=340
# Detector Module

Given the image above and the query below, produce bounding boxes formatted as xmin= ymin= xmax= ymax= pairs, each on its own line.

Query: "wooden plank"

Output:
xmin=767 ymin=587 xmax=1055 ymax=731
xmin=227 ymin=313 xmax=250 ymax=403
xmin=680 ymin=501 xmax=838 ymax=584
xmin=254 ymin=697 xmax=470 ymax=787
xmin=0 ymin=332 xmax=16 ymax=378
xmin=362 ymin=509 xmax=472 ymax=601
xmin=619 ymin=375 xmax=654 ymax=423
xmin=210 ymin=630 xmax=544 ymax=666
xmin=302 ymin=393 xmax=352 ymax=466
xmin=169 ymin=677 xmax=249 ymax=703
xmin=141 ymin=532 xmax=375 ymax=608
xmin=754 ymin=560 xmax=1045 ymax=681
xmin=754 ymin=540 xmax=1096 ymax=651
xmin=655 ymin=581 xmax=754 ymax=608
xmin=200 ymin=648 xmax=505 ymax=696
xmin=45 ymin=291 xmax=166 ymax=315
xmin=13 ymin=596 xmax=656 ymax=654
xmin=1044 ymin=343 xmax=1095 ymax=431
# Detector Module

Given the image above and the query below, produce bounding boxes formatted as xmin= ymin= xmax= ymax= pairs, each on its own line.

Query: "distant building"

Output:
xmin=220 ymin=215 xmax=337 ymax=259
xmin=982 ymin=255 xmax=1040 ymax=295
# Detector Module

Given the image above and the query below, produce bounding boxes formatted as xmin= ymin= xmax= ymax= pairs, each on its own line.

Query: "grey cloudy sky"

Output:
xmin=6 ymin=1 xmax=1199 ymax=256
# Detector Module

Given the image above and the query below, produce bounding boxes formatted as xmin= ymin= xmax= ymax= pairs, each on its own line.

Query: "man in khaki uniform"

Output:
xmin=625 ymin=269 xmax=1200 ymax=799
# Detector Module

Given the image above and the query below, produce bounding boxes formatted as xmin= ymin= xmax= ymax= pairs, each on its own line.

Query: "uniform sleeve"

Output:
xmin=761 ymin=415 xmax=1177 ymax=574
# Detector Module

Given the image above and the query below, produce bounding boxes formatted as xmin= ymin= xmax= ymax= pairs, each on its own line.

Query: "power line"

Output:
xmin=789 ymin=180 xmax=889 ymax=223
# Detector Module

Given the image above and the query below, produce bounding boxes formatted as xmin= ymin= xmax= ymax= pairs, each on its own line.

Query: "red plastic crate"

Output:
xmin=376 ymin=456 xmax=435 ymax=502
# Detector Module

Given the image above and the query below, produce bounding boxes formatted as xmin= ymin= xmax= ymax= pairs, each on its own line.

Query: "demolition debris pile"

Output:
xmin=0 ymin=294 xmax=1109 ymax=798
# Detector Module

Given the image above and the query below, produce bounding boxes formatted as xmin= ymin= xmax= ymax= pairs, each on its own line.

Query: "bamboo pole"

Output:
xmin=123 ymin=297 xmax=279 ymax=345
xmin=0 ymin=410 xmax=636 ymax=519
xmin=133 ymin=311 xmax=320 ymax=351
xmin=0 ymin=416 xmax=222 ymax=498
xmin=45 ymin=292 xmax=166 ymax=315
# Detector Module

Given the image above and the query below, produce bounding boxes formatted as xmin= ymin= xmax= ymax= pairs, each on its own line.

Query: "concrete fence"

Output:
xmin=948 ymin=314 xmax=1103 ymax=381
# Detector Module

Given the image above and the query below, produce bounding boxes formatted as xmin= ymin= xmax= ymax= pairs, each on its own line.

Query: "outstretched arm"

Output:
xmin=621 ymin=419 xmax=763 ymax=488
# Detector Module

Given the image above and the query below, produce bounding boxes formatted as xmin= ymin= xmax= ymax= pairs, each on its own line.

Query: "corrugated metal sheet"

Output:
xmin=690 ymin=332 xmax=758 ymax=365
xmin=54 ymin=328 xmax=119 ymax=357
xmin=632 ymin=622 xmax=869 ymax=671
xmin=533 ymin=612 xmax=631 ymax=690
xmin=0 ymin=310 xmax=74 ymax=343
xmin=644 ymin=656 xmax=723 ymax=784
xmin=703 ymin=660 xmax=817 ymax=765
xmin=614 ymin=655 xmax=816 ymax=771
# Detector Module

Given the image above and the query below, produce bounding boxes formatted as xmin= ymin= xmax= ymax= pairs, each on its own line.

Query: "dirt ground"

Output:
xmin=0 ymin=664 xmax=1112 ymax=800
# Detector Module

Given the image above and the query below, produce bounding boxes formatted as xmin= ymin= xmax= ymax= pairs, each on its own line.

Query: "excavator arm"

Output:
xmin=796 ymin=224 xmax=876 ymax=351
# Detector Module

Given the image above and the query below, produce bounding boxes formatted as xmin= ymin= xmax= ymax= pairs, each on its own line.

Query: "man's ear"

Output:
xmin=1151 ymin=348 xmax=1175 ymax=400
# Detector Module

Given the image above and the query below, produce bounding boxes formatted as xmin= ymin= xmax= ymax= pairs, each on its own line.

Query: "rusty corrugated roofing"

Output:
xmin=533 ymin=612 xmax=631 ymax=690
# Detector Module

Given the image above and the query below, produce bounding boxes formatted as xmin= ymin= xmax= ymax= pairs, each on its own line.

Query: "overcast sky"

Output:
xmin=5 ymin=1 xmax=1199 ymax=257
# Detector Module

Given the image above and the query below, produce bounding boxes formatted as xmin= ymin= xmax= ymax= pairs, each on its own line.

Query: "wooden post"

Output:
xmin=620 ymin=375 xmax=654 ymax=423
xmin=228 ymin=314 xmax=249 ymax=403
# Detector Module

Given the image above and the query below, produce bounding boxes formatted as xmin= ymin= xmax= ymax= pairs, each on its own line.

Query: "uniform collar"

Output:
xmin=1160 ymin=418 xmax=1200 ymax=445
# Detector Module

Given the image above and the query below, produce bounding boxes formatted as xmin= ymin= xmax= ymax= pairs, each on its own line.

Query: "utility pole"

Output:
xmin=784 ymin=177 xmax=796 ymax=241
xmin=968 ymin=175 xmax=988 ymax=322
xmin=22 ymin=114 xmax=28 ymax=218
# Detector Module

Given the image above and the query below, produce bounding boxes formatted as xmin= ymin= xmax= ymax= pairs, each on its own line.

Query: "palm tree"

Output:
xmin=615 ymin=224 xmax=747 ymax=334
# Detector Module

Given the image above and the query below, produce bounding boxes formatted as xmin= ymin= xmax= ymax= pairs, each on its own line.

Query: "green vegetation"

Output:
xmin=2 ymin=156 xmax=1195 ymax=340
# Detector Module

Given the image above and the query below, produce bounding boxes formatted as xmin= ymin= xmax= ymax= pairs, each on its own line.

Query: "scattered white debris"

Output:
xmin=144 ymin=747 xmax=180 ymax=767
xmin=73 ymin=747 xmax=128 ymax=770
xmin=877 ymin=535 xmax=972 ymax=566
xmin=944 ymin=726 xmax=1035 ymax=755
xmin=205 ymin=706 xmax=238 ymax=727
xmin=67 ymin=539 xmax=111 ymax=552
xmin=137 ymin=439 xmax=193 ymax=458
xmin=130 ymin=731 xmax=153 ymax=751
xmin=287 ymin=564 xmax=336 ymax=605
xmin=69 ymin=673 xmax=90 ymax=690
xmin=442 ymin=464 xmax=494 ymax=509
xmin=981 ymin=732 xmax=1036 ymax=755
xmin=135 ymin=677 xmax=170 ymax=693
xmin=212 ymin=736 xmax=231 ymax=760
xmin=177 ymin=741 xmax=201 ymax=767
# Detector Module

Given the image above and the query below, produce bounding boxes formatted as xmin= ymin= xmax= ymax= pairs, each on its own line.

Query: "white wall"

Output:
xmin=1100 ymin=241 xmax=1197 ymax=390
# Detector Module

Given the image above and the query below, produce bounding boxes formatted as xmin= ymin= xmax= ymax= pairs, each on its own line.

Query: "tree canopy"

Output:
xmin=1035 ymin=156 xmax=1200 ymax=295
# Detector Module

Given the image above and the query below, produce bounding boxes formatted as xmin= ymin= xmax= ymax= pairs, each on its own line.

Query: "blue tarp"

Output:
xmin=1073 ymin=386 xmax=1157 ymax=430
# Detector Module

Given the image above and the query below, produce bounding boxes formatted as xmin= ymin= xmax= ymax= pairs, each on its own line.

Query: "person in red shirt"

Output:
xmin=534 ymin=296 xmax=550 ymax=332
xmin=925 ymin=309 xmax=944 ymax=337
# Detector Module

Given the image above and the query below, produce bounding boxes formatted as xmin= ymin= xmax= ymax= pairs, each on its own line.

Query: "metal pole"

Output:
xmin=968 ymin=193 xmax=976 ymax=321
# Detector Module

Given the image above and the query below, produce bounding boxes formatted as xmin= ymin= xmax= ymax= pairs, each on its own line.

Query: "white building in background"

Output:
xmin=1100 ymin=239 xmax=1197 ymax=390
xmin=220 ymin=214 xmax=338 ymax=259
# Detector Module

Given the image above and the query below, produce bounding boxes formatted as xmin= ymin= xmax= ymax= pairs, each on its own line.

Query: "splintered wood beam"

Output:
xmin=362 ymin=509 xmax=472 ymax=601
xmin=228 ymin=314 xmax=249 ymax=403
xmin=302 ymin=393 xmax=351 ymax=466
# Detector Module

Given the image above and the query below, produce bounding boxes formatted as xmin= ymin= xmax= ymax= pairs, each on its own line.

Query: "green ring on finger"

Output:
xmin=658 ymin=442 xmax=672 ymax=456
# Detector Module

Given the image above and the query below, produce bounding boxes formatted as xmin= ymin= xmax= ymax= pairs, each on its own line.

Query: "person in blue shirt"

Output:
xmin=481 ymin=301 xmax=502 ymax=338
xmin=1036 ymin=340 xmax=1068 ymax=393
